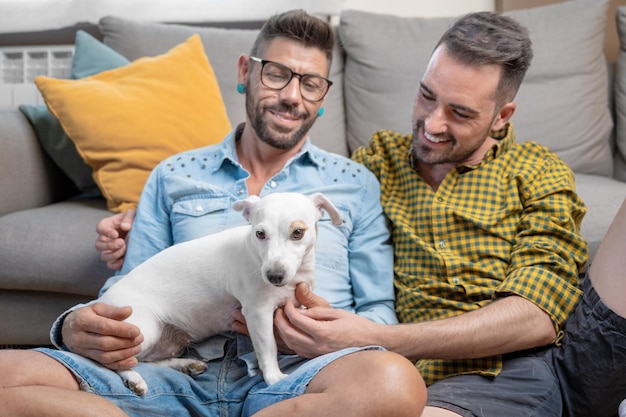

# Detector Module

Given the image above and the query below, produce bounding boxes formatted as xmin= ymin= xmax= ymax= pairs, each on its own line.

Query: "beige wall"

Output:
xmin=497 ymin=0 xmax=626 ymax=62
xmin=341 ymin=0 xmax=494 ymax=17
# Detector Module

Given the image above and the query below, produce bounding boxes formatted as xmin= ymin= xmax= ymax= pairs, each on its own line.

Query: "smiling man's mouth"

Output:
xmin=424 ymin=130 xmax=450 ymax=144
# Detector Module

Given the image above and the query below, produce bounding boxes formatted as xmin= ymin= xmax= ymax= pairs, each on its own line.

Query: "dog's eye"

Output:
xmin=291 ymin=228 xmax=304 ymax=240
xmin=256 ymin=231 xmax=266 ymax=240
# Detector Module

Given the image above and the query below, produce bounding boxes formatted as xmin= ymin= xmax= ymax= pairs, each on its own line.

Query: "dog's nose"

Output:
xmin=266 ymin=271 xmax=285 ymax=286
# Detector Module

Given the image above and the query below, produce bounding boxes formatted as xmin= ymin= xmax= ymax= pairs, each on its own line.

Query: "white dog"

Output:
xmin=97 ymin=192 xmax=343 ymax=396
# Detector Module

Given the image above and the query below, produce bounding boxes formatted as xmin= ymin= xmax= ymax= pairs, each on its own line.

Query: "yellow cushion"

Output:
xmin=35 ymin=34 xmax=231 ymax=212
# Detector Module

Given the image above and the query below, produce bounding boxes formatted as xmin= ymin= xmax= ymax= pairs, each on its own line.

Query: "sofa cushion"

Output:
xmin=339 ymin=0 xmax=613 ymax=176
xmin=35 ymin=34 xmax=231 ymax=212
xmin=575 ymin=173 xmax=626 ymax=259
xmin=98 ymin=15 xmax=348 ymax=157
xmin=613 ymin=6 xmax=626 ymax=181
xmin=0 ymin=198 xmax=111 ymax=296
xmin=18 ymin=30 xmax=130 ymax=194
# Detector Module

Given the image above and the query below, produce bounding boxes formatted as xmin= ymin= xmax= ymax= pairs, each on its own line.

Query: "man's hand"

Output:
xmin=276 ymin=282 xmax=380 ymax=358
xmin=231 ymin=282 xmax=331 ymax=354
xmin=275 ymin=300 xmax=377 ymax=358
xmin=95 ymin=209 xmax=135 ymax=271
xmin=62 ymin=302 xmax=143 ymax=370
xmin=232 ymin=282 xmax=376 ymax=358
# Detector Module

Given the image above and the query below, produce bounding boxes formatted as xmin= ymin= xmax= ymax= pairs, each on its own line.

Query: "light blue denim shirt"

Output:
xmin=51 ymin=127 xmax=396 ymax=360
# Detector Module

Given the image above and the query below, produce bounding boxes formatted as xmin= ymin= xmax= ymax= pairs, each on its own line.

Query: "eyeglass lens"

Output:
xmin=260 ymin=61 xmax=330 ymax=101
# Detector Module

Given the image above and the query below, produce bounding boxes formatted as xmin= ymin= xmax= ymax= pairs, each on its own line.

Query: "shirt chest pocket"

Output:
xmin=171 ymin=197 xmax=232 ymax=242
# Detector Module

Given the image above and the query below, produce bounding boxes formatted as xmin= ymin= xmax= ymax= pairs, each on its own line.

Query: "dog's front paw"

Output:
xmin=118 ymin=370 xmax=149 ymax=396
xmin=183 ymin=360 xmax=208 ymax=376
xmin=127 ymin=378 xmax=149 ymax=396
xmin=263 ymin=371 xmax=288 ymax=386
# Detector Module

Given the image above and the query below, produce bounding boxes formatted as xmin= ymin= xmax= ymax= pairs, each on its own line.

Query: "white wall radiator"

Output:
xmin=0 ymin=45 xmax=74 ymax=107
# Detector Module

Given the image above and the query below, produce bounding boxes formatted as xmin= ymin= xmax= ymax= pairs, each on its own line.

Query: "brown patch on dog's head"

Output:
xmin=289 ymin=220 xmax=308 ymax=241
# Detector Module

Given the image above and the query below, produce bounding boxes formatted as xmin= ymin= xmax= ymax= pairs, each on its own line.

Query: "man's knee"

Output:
xmin=0 ymin=349 xmax=78 ymax=390
xmin=311 ymin=349 xmax=426 ymax=415
xmin=367 ymin=351 xmax=426 ymax=412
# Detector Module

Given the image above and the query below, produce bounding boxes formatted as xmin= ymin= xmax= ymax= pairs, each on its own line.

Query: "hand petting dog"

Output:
xmin=232 ymin=282 xmax=331 ymax=355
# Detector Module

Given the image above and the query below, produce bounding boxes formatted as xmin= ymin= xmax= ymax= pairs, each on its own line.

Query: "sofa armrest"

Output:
xmin=0 ymin=108 xmax=72 ymax=217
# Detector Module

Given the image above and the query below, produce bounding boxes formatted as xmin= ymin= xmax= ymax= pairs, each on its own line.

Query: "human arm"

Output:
xmin=275 ymin=292 xmax=555 ymax=360
xmin=95 ymin=209 xmax=136 ymax=271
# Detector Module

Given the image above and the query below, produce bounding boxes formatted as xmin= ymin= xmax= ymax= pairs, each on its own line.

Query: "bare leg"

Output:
xmin=0 ymin=350 xmax=129 ymax=417
xmin=588 ymin=197 xmax=626 ymax=317
xmin=421 ymin=407 xmax=462 ymax=416
xmin=252 ymin=350 xmax=426 ymax=417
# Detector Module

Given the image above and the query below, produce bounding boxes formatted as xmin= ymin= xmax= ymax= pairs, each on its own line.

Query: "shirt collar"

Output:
xmin=483 ymin=122 xmax=515 ymax=163
xmin=215 ymin=123 xmax=322 ymax=172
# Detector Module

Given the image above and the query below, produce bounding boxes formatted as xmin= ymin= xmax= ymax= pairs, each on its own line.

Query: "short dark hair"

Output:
xmin=436 ymin=11 xmax=533 ymax=106
xmin=250 ymin=9 xmax=335 ymax=72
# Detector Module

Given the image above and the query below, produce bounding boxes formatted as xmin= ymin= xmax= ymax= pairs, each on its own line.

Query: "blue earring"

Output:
xmin=318 ymin=107 xmax=325 ymax=117
xmin=237 ymin=83 xmax=245 ymax=94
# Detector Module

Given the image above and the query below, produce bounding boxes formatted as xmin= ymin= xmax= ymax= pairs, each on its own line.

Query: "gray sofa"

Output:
xmin=1 ymin=0 xmax=626 ymax=348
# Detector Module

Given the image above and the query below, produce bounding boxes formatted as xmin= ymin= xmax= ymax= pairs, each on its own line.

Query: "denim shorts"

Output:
xmin=36 ymin=339 xmax=382 ymax=417
xmin=427 ymin=276 xmax=626 ymax=417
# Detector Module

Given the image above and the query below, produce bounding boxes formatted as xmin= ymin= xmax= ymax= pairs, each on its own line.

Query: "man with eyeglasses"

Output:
xmin=0 ymin=9 xmax=426 ymax=417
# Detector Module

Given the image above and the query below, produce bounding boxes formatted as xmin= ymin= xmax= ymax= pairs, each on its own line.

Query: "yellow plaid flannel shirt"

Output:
xmin=352 ymin=124 xmax=588 ymax=386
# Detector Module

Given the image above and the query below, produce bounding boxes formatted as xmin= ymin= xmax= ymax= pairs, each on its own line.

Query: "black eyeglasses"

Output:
xmin=250 ymin=56 xmax=332 ymax=102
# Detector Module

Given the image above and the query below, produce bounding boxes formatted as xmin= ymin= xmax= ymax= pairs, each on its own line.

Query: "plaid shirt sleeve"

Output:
xmin=496 ymin=144 xmax=586 ymax=330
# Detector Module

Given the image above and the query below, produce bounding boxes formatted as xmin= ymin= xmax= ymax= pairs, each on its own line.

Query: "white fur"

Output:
xmin=98 ymin=192 xmax=343 ymax=395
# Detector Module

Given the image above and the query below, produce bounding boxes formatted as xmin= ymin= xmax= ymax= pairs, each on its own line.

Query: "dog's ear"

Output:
xmin=309 ymin=193 xmax=343 ymax=226
xmin=232 ymin=195 xmax=261 ymax=221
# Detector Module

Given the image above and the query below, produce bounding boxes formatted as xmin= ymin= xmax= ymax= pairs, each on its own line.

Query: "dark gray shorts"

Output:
xmin=427 ymin=276 xmax=626 ymax=417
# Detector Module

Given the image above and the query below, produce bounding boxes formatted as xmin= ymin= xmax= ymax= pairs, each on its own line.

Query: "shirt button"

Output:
xmin=437 ymin=197 xmax=444 ymax=202
xmin=439 ymin=240 xmax=446 ymax=249
xmin=270 ymin=181 xmax=278 ymax=188
xmin=452 ymin=277 xmax=460 ymax=284
xmin=237 ymin=188 xmax=244 ymax=195
xmin=195 ymin=205 xmax=203 ymax=212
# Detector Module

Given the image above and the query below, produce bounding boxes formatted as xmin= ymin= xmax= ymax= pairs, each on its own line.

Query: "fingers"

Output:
xmin=62 ymin=303 xmax=143 ymax=370
xmin=96 ymin=214 xmax=122 ymax=239
xmin=295 ymin=282 xmax=330 ymax=308
xmin=95 ymin=235 xmax=125 ymax=253
xmin=95 ymin=210 xmax=135 ymax=270
xmin=272 ymin=309 xmax=298 ymax=355
xmin=106 ymin=257 xmax=126 ymax=272
xmin=80 ymin=336 xmax=143 ymax=370
xmin=273 ymin=302 xmax=326 ymax=358
xmin=95 ymin=210 xmax=135 ymax=243
xmin=97 ymin=240 xmax=127 ymax=271
xmin=119 ymin=209 xmax=136 ymax=231
xmin=91 ymin=303 xmax=135 ymax=327
xmin=231 ymin=309 xmax=249 ymax=336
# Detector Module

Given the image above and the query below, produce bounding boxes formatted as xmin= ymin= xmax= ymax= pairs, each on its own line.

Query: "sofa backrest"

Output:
xmin=98 ymin=16 xmax=349 ymax=157
xmin=612 ymin=6 xmax=626 ymax=181
xmin=94 ymin=0 xmax=626 ymax=181
xmin=338 ymin=0 xmax=617 ymax=178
